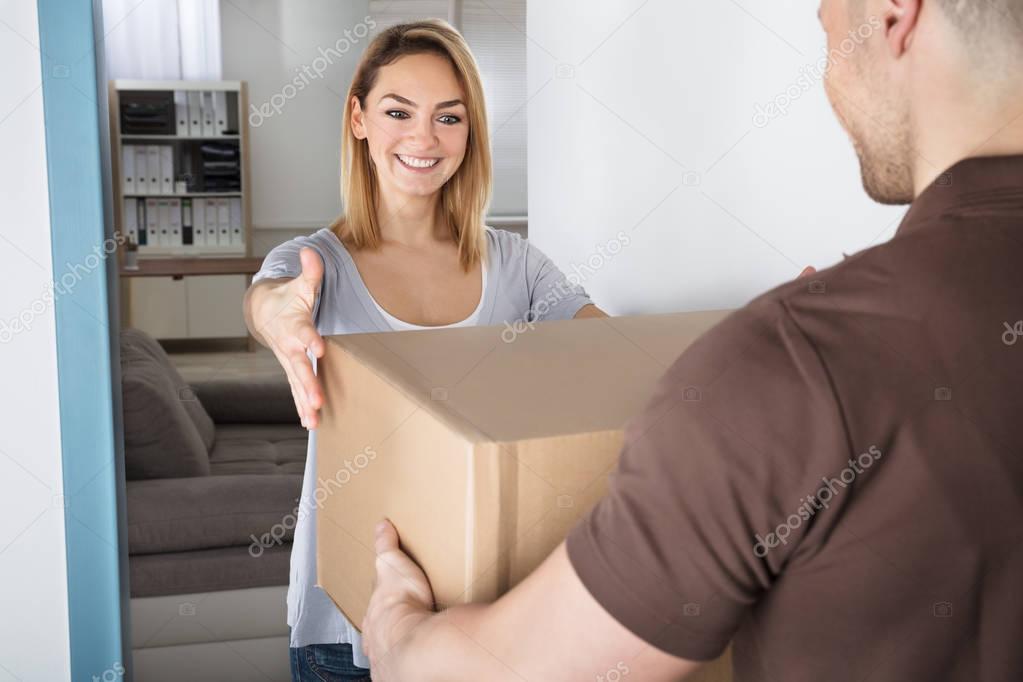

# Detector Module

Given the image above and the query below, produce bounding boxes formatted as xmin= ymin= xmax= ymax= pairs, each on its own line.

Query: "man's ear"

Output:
xmin=882 ymin=0 xmax=921 ymax=57
xmin=351 ymin=96 xmax=367 ymax=140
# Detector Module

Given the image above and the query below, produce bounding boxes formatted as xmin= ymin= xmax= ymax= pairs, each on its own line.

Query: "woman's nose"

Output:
xmin=406 ymin=116 xmax=438 ymax=149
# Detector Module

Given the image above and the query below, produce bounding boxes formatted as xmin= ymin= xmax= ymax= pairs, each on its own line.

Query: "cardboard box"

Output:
xmin=316 ymin=310 xmax=731 ymax=636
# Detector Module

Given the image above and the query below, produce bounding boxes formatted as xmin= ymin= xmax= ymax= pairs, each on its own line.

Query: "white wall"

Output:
xmin=528 ymin=0 xmax=906 ymax=314
xmin=0 ymin=2 xmax=72 ymax=680
xmin=220 ymin=0 xmax=372 ymax=232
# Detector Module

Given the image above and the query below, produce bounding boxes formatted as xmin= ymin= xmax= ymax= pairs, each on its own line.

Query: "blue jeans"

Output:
xmin=290 ymin=643 xmax=371 ymax=681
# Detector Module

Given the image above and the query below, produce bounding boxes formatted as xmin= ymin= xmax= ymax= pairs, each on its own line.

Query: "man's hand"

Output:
xmin=362 ymin=520 xmax=436 ymax=678
xmin=799 ymin=265 xmax=817 ymax=278
xmin=243 ymin=247 xmax=326 ymax=428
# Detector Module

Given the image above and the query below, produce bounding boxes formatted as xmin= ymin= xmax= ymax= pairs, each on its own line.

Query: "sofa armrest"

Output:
xmin=191 ymin=379 xmax=299 ymax=425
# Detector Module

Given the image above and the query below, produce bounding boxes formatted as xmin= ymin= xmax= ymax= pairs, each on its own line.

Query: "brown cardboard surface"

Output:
xmin=315 ymin=311 xmax=731 ymax=675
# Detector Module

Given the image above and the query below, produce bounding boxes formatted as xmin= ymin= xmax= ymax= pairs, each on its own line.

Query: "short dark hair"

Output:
xmin=934 ymin=0 xmax=1023 ymax=47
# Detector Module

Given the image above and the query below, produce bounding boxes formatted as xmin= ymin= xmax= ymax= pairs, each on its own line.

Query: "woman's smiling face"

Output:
xmin=351 ymin=52 xmax=469 ymax=201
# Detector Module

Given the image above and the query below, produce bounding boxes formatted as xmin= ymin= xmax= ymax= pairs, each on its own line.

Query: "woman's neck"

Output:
xmin=376 ymin=190 xmax=446 ymax=247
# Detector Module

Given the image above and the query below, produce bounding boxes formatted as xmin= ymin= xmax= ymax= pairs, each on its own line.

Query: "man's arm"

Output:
xmin=363 ymin=521 xmax=701 ymax=682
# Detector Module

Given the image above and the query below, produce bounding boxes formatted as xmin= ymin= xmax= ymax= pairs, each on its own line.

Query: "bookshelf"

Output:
xmin=109 ymin=80 xmax=252 ymax=258
xmin=110 ymin=80 xmax=255 ymax=343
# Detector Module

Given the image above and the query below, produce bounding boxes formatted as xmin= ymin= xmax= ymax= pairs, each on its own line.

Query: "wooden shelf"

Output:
xmin=124 ymin=192 xmax=242 ymax=198
xmin=121 ymin=134 xmax=240 ymax=141
xmin=120 ymin=256 xmax=264 ymax=278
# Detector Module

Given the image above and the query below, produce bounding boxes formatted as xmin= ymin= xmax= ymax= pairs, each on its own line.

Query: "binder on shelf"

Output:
xmin=135 ymin=146 xmax=149 ymax=194
xmin=228 ymin=197 xmax=243 ymax=246
xmin=157 ymin=198 xmax=171 ymax=246
xmin=181 ymin=199 xmax=193 ymax=246
xmin=121 ymin=145 xmax=135 ymax=194
xmin=216 ymin=198 xmax=231 ymax=246
xmin=146 ymin=146 xmax=161 ymax=195
xmin=192 ymin=198 xmax=206 ymax=247
xmin=187 ymin=91 xmax=202 ymax=137
xmin=201 ymin=91 xmax=216 ymax=137
xmin=168 ymin=198 xmax=182 ymax=246
xmin=136 ymin=199 xmax=147 ymax=246
xmin=213 ymin=91 xmax=229 ymax=136
xmin=174 ymin=90 xmax=189 ymax=136
xmin=145 ymin=198 xmax=159 ymax=246
xmin=123 ymin=198 xmax=138 ymax=244
xmin=160 ymin=146 xmax=174 ymax=195
xmin=205 ymin=198 xmax=219 ymax=245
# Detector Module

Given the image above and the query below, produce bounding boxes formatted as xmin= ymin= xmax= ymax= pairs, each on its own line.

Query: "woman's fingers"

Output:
xmin=283 ymin=367 xmax=311 ymax=428
xmin=286 ymin=347 xmax=323 ymax=418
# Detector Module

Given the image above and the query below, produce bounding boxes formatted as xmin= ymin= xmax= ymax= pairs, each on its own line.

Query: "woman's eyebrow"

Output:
xmin=380 ymin=93 xmax=464 ymax=109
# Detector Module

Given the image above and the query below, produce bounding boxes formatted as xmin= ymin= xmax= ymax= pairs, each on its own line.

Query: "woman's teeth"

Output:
xmin=397 ymin=154 xmax=440 ymax=169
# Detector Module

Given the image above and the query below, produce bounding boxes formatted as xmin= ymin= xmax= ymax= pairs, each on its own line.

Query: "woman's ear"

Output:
xmin=351 ymin=96 xmax=367 ymax=140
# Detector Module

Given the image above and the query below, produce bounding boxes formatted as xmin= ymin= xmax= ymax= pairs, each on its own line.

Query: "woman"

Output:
xmin=244 ymin=19 xmax=606 ymax=681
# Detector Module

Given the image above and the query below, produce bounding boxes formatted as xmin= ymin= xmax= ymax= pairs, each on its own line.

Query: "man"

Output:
xmin=362 ymin=0 xmax=1023 ymax=679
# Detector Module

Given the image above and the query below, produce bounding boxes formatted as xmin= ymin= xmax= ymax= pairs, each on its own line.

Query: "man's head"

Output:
xmin=819 ymin=0 xmax=1023 ymax=204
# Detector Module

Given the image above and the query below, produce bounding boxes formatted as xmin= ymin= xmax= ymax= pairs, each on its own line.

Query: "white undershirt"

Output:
xmin=370 ymin=260 xmax=488 ymax=331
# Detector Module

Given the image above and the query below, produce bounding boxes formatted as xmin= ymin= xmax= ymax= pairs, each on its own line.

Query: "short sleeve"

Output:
xmin=523 ymin=241 xmax=593 ymax=321
xmin=566 ymin=300 xmax=850 ymax=661
xmin=252 ymin=231 xmax=334 ymax=324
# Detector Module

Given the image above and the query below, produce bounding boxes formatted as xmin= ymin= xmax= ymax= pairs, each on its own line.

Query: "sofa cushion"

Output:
xmin=127 ymin=474 xmax=303 ymax=555
xmin=208 ymin=424 xmax=307 ymax=476
xmin=121 ymin=328 xmax=215 ymax=452
xmin=121 ymin=342 xmax=211 ymax=480
xmin=192 ymin=378 xmax=299 ymax=425
xmin=129 ymin=544 xmax=291 ymax=598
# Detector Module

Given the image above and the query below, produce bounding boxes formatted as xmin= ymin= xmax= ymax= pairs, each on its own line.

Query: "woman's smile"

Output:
xmin=395 ymin=153 xmax=442 ymax=172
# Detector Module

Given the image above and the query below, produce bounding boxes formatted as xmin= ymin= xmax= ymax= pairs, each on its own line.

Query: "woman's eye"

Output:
xmin=438 ymin=114 xmax=461 ymax=125
xmin=386 ymin=110 xmax=410 ymax=120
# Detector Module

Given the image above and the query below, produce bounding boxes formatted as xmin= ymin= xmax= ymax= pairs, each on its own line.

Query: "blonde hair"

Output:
xmin=332 ymin=19 xmax=492 ymax=271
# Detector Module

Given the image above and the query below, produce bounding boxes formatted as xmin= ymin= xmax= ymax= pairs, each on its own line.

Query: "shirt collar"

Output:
xmin=897 ymin=154 xmax=1023 ymax=237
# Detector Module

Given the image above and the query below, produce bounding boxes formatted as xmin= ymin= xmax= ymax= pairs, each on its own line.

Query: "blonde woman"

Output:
xmin=244 ymin=20 xmax=606 ymax=680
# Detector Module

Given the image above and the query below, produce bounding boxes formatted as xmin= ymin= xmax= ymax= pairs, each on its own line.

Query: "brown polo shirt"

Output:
xmin=567 ymin=155 xmax=1023 ymax=681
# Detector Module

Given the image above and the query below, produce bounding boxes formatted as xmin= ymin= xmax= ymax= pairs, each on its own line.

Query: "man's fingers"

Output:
xmin=284 ymin=370 xmax=311 ymax=428
xmin=375 ymin=519 xmax=400 ymax=556
xmin=799 ymin=265 xmax=818 ymax=278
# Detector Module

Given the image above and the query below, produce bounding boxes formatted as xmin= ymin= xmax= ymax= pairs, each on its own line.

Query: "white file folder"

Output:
xmin=216 ymin=198 xmax=230 ymax=246
xmin=201 ymin=91 xmax=216 ymax=137
xmin=213 ymin=91 xmax=229 ymax=136
xmin=193 ymin=198 xmax=206 ymax=247
xmin=205 ymin=199 xmax=219 ymax=246
xmin=146 ymin=146 xmax=161 ymax=195
xmin=168 ymin=199 xmax=182 ymax=246
xmin=122 ymin=145 xmax=135 ymax=194
xmin=160 ymin=146 xmax=174 ymax=195
xmin=135 ymin=146 xmax=149 ymax=194
xmin=174 ymin=91 xmax=189 ymax=136
xmin=229 ymin=198 xmax=243 ymax=246
xmin=187 ymin=91 xmax=202 ymax=137
xmin=157 ymin=199 xmax=170 ymax=246
xmin=145 ymin=198 xmax=159 ymax=246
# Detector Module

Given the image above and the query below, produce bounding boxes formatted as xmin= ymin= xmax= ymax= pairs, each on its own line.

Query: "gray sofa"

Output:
xmin=120 ymin=329 xmax=306 ymax=681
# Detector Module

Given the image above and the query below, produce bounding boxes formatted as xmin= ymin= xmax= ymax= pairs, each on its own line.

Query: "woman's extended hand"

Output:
xmin=244 ymin=247 xmax=326 ymax=429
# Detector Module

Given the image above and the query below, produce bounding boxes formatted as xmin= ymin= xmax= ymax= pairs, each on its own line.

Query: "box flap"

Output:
xmin=325 ymin=311 xmax=729 ymax=443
